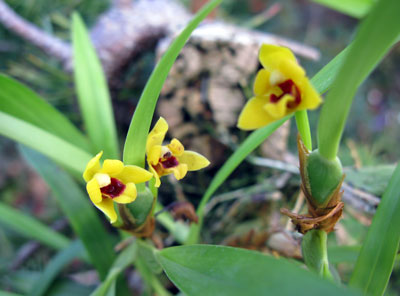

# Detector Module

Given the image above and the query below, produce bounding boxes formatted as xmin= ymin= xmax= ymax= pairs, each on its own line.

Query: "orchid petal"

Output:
xmin=83 ymin=151 xmax=103 ymax=182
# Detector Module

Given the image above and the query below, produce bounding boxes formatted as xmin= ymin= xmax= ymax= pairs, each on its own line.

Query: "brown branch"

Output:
xmin=0 ymin=0 xmax=319 ymax=80
xmin=0 ymin=0 xmax=71 ymax=63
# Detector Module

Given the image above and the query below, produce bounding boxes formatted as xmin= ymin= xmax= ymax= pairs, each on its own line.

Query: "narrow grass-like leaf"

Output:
xmin=0 ymin=292 xmax=23 ymax=296
xmin=0 ymin=202 xmax=69 ymax=250
xmin=318 ymin=0 xmax=400 ymax=160
xmin=30 ymin=241 xmax=86 ymax=296
xmin=91 ymin=242 xmax=137 ymax=296
xmin=123 ymin=0 xmax=222 ymax=168
xmin=0 ymin=74 xmax=90 ymax=151
xmin=312 ymin=0 xmax=374 ymax=18
xmin=8 ymin=270 xmax=93 ymax=296
xmin=349 ymin=163 xmax=400 ymax=295
xmin=328 ymin=245 xmax=400 ymax=264
xmin=72 ymin=13 xmax=119 ymax=159
xmin=0 ymin=111 xmax=91 ymax=174
xmin=186 ymin=116 xmax=291 ymax=244
xmin=158 ymin=245 xmax=360 ymax=296
xmin=136 ymin=256 xmax=171 ymax=296
xmin=20 ymin=146 xmax=116 ymax=280
xmin=310 ymin=45 xmax=349 ymax=95
xmin=328 ymin=245 xmax=361 ymax=264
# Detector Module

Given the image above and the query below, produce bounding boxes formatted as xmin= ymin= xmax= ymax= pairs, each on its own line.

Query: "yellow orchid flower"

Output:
xmin=83 ymin=151 xmax=153 ymax=223
xmin=146 ymin=117 xmax=210 ymax=187
xmin=237 ymin=44 xmax=322 ymax=130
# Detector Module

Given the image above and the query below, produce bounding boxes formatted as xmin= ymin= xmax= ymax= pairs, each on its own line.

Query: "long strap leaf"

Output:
xmin=0 ymin=74 xmax=90 ymax=151
xmin=72 ymin=13 xmax=119 ymax=159
xmin=0 ymin=111 xmax=91 ymax=174
xmin=0 ymin=202 xmax=70 ymax=250
xmin=122 ymin=0 xmax=222 ymax=168
xmin=90 ymin=242 xmax=137 ymax=296
xmin=317 ymin=0 xmax=400 ymax=160
xmin=29 ymin=240 xmax=86 ymax=296
xmin=349 ymin=162 xmax=400 ymax=295
xmin=312 ymin=0 xmax=374 ymax=18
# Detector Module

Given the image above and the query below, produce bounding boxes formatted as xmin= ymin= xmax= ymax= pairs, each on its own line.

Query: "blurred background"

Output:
xmin=1 ymin=0 xmax=399 ymax=294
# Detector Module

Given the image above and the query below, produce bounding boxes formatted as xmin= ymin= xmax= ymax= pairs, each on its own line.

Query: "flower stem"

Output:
xmin=294 ymin=111 xmax=333 ymax=280
xmin=302 ymin=230 xmax=333 ymax=280
xmin=295 ymin=110 xmax=312 ymax=150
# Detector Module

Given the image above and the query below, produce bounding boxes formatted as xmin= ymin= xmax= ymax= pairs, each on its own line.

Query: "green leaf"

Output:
xmin=20 ymin=146 xmax=116 ymax=280
xmin=186 ymin=116 xmax=290 ymax=244
xmin=312 ymin=0 xmax=374 ymax=18
xmin=30 ymin=241 xmax=86 ymax=296
xmin=0 ymin=111 xmax=91 ymax=174
xmin=72 ymin=13 xmax=119 ymax=159
xmin=137 ymin=240 xmax=162 ymax=274
xmin=349 ymin=162 xmax=400 ymax=295
xmin=328 ymin=245 xmax=361 ymax=264
xmin=0 ymin=74 xmax=90 ymax=151
xmin=310 ymin=45 xmax=349 ymax=95
xmin=8 ymin=270 xmax=93 ymax=296
xmin=344 ymin=165 xmax=395 ymax=196
xmin=157 ymin=245 xmax=360 ymax=296
xmin=0 ymin=292 xmax=23 ymax=296
xmin=317 ymin=0 xmax=400 ymax=160
xmin=91 ymin=242 xmax=137 ymax=296
xmin=136 ymin=255 xmax=171 ymax=296
xmin=122 ymin=0 xmax=222 ymax=168
xmin=0 ymin=202 xmax=70 ymax=250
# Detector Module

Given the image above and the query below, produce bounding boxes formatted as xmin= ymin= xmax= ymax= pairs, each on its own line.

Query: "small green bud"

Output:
xmin=127 ymin=187 xmax=155 ymax=226
xmin=306 ymin=150 xmax=343 ymax=207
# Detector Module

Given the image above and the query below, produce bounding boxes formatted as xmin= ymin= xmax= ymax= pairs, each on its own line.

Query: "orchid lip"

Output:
xmin=101 ymin=178 xmax=126 ymax=198
xmin=269 ymin=79 xmax=301 ymax=108
xmin=161 ymin=155 xmax=179 ymax=169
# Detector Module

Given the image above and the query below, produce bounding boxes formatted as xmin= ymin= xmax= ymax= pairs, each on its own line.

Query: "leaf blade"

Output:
xmin=0 ymin=74 xmax=90 ymax=151
xmin=311 ymin=0 xmax=374 ymax=18
xmin=158 ymin=245 xmax=360 ymax=296
xmin=317 ymin=0 xmax=400 ymax=159
xmin=30 ymin=241 xmax=86 ymax=296
xmin=349 ymin=162 xmax=400 ymax=295
xmin=0 ymin=202 xmax=70 ymax=250
xmin=90 ymin=242 xmax=137 ymax=296
xmin=72 ymin=13 xmax=119 ymax=159
xmin=122 ymin=0 xmax=222 ymax=168
xmin=0 ymin=111 xmax=91 ymax=174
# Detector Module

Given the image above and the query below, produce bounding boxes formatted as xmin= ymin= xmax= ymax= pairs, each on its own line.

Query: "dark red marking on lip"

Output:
xmin=101 ymin=178 xmax=125 ymax=198
xmin=161 ymin=155 xmax=179 ymax=169
xmin=269 ymin=79 xmax=301 ymax=108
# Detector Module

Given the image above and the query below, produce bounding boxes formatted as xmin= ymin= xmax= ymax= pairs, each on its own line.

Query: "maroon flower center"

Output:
xmin=161 ymin=154 xmax=179 ymax=169
xmin=270 ymin=79 xmax=301 ymax=109
xmin=100 ymin=178 xmax=126 ymax=198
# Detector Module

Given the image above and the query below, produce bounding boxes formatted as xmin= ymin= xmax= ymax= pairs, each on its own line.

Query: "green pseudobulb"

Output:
xmin=306 ymin=150 xmax=343 ymax=207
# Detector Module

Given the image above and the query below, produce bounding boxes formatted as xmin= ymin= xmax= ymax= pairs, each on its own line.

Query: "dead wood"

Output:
xmin=0 ymin=0 xmax=318 ymax=79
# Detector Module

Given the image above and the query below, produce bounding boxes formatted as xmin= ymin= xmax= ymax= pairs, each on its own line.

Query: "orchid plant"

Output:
xmin=1 ymin=0 xmax=400 ymax=295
